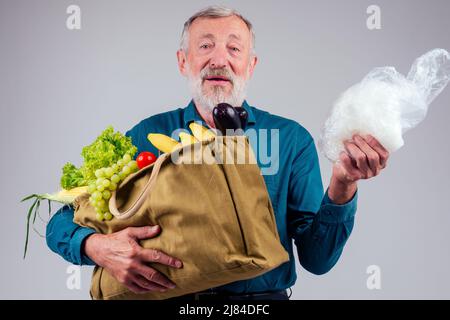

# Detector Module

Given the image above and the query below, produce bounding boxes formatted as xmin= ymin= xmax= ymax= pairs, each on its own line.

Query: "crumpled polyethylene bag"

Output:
xmin=319 ymin=48 xmax=450 ymax=162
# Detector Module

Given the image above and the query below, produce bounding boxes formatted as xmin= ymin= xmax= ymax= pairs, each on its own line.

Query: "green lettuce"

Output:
xmin=60 ymin=163 xmax=85 ymax=189
xmin=60 ymin=126 xmax=137 ymax=189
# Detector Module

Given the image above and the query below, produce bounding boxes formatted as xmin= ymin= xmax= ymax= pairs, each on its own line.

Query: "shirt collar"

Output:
xmin=183 ymin=99 xmax=256 ymax=127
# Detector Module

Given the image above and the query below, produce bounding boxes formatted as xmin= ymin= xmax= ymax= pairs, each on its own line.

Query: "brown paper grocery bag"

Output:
xmin=74 ymin=136 xmax=289 ymax=300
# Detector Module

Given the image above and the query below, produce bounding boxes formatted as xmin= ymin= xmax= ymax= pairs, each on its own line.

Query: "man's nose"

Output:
xmin=209 ymin=45 xmax=228 ymax=69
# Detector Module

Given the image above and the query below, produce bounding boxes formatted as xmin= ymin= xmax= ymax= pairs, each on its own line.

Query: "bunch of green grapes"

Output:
xmin=87 ymin=154 xmax=139 ymax=221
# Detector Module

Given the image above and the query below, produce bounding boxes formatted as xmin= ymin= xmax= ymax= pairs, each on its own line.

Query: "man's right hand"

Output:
xmin=83 ymin=225 xmax=183 ymax=294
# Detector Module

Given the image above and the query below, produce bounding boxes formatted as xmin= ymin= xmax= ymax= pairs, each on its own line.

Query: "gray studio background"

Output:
xmin=1 ymin=0 xmax=449 ymax=299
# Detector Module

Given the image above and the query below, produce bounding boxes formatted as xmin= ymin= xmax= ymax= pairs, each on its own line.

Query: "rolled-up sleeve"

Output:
xmin=46 ymin=205 xmax=96 ymax=266
xmin=287 ymin=128 xmax=358 ymax=275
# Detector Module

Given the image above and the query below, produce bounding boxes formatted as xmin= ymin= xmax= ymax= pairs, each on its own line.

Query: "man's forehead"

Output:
xmin=189 ymin=16 xmax=250 ymax=40
xmin=198 ymin=33 xmax=242 ymax=41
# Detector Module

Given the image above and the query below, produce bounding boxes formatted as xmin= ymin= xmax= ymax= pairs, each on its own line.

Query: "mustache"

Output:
xmin=200 ymin=67 xmax=235 ymax=84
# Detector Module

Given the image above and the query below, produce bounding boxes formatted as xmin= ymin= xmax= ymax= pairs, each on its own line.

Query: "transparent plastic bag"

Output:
xmin=319 ymin=48 xmax=450 ymax=162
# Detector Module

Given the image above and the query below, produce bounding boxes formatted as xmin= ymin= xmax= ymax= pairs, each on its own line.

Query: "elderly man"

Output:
xmin=46 ymin=6 xmax=389 ymax=300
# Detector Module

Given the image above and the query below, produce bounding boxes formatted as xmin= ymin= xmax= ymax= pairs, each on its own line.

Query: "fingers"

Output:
xmin=352 ymin=135 xmax=380 ymax=176
xmin=124 ymin=281 xmax=150 ymax=294
xmin=344 ymin=140 xmax=372 ymax=177
xmin=132 ymin=274 xmax=168 ymax=293
xmin=126 ymin=225 xmax=161 ymax=240
xmin=133 ymin=263 xmax=177 ymax=289
xmin=104 ymin=226 xmax=182 ymax=295
xmin=343 ymin=134 xmax=390 ymax=180
xmin=138 ymin=248 xmax=183 ymax=269
xmin=363 ymin=134 xmax=390 ymax=168
xmin=123 ymin=273 xmax=167 ymax=294
xmin=338 ymin=151 xmax=363 ymax=182
xmin=115 ymin=269 xmax=154 ymax=294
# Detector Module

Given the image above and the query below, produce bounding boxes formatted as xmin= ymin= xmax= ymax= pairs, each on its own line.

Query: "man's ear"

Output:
xmin=248 ymin=55 xmax=258 ymax=78
xmin=177 ymin=49 xmax=188 ymax=76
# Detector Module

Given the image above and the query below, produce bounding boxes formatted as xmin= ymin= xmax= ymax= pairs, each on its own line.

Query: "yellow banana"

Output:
xmin=147 ymin=133 xmax=181 ymax=153
xmin=148 ymin=124 xmax=214 ymax=153
xmin=189 ymin=122 xmax=216 ymax=141
xmin=179 ymin=132 xmax=198 ymax=146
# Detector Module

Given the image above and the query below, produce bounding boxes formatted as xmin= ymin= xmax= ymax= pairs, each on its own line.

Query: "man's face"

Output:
xmin=177 ymin=15 xmax=257 ymax=111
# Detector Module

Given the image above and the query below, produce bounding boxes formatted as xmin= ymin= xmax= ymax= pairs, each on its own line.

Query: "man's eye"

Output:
xmin=231 ymin=47 xmax=240 ymax=52
xmin=200 ymin=44 xmax=211 ymax=49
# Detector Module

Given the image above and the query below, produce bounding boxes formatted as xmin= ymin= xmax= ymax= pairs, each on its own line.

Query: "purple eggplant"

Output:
xmin=213 ymin=103 xmax=242 ymax=135
xmin=234 ymin=106 xmax=248 ymax=129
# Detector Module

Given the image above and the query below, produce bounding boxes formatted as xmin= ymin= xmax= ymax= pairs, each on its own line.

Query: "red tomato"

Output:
xmin=136 ymin=151 xmax=157 ymax=169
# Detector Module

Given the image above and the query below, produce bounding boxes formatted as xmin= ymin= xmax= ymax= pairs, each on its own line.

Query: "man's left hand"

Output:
xmin=328 ymin=134 xmax=390 ymax=204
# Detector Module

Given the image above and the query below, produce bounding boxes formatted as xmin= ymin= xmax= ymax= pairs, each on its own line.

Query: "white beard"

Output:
xmin=187 ymin=65 xmax=249 ymax=112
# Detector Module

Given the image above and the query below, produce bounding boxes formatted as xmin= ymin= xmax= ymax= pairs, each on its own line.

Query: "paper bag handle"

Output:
xmin=108 ymin=153 xmax=168 ymax=220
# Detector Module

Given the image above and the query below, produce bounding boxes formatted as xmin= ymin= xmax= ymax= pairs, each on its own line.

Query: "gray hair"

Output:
xmin=180 ymin=5 xmax=255 ymax=54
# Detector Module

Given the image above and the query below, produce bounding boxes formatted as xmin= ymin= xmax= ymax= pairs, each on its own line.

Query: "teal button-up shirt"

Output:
xmin=46 ymin=100 xmax=357 ymax=294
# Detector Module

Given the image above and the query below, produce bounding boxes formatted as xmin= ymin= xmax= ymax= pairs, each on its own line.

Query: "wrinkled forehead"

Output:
xmin=188 ymin=15 xmax=252 ymax=45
